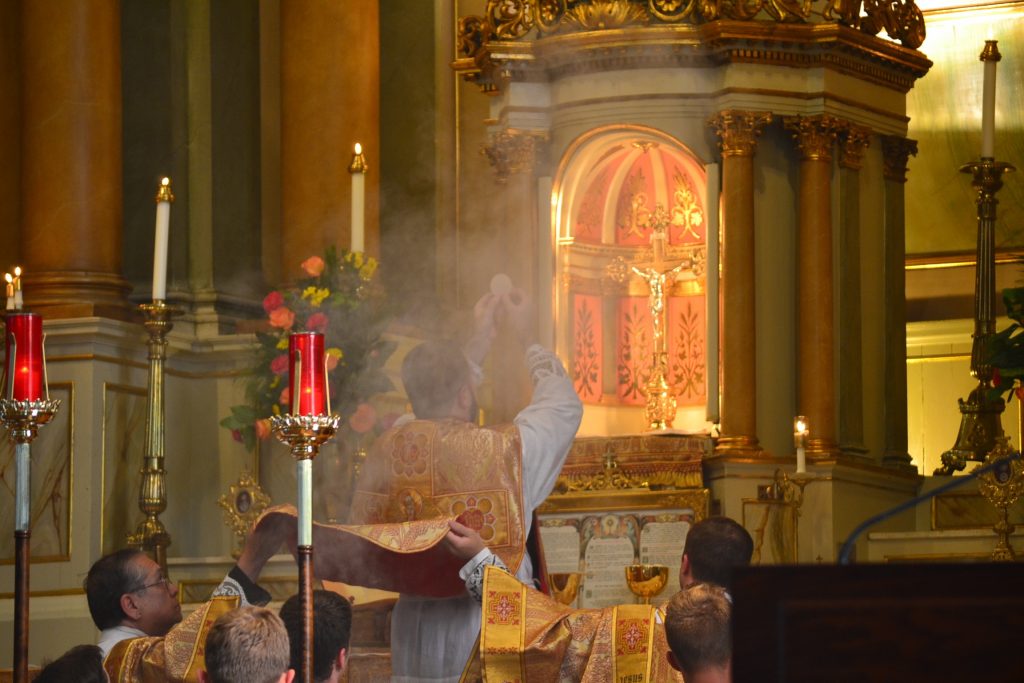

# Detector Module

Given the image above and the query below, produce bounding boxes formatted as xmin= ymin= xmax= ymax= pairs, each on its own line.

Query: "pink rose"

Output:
xmin=349 ymin=403 xmax=377 ymax=434
xmin=306 ymin=312 xmax=329 ymax=333
xmin=263 ymin=291 xmax=284 ymax=314
xmin=270 ymin=354 xmax=289 ymax=375
xmin=269 ymin=307 xmax=295 ymax=330
xmin=231 ymin=429 xmax=243 ymax=443
xmin=279 ymin=386 xmax=291 ymax=406
xmin=301 ymin=256 xmax=325 ymax=277
xmin=255 ymin=419 xmax=271 ymax=440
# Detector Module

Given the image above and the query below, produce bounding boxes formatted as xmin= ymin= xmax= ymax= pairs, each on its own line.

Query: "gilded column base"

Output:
xmin=714 ymin=435 xmax=763 ymax=457
xmin=23 ymin=270 xmax=133 ymax=320
xmin=806 ymin=437 xmax=840 ymax=460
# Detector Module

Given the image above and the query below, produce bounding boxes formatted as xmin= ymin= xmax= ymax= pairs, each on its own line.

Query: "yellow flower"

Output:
xmin=359 ymin=257 xmax=378 ymax=280
xmin=276 ymin=337 xmax=289 ymax=350
xmin=326 ymin=347 xmax=343 ymax=370
xmin=301 ymin=286 xmax=331 ymax=307
xmin=270 ymin=376 xmax=280 ymax=389
xmin=271 ymin=404 xmax=281 ymax=416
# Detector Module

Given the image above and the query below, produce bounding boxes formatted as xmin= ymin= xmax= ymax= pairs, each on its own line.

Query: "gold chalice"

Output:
xmin=549 ymin=572 xmax=583 ymax=605
xmin=625 ymin=564 xmax=669 ymax=605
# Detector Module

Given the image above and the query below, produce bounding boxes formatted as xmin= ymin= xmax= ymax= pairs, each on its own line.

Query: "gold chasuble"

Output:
xmin=461 ymin=567 xmax=681 ymax=683
xmin=349 ymin=419 xmax=527 ymax=576
xmin=103 ymin=595 xmax=240 ymax=683
xmin=261 ymin=419 xmax=527 ymax=597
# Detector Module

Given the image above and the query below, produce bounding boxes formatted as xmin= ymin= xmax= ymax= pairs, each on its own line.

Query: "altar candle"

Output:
xmin=152 ymin=177 xmax=174 ymax=301
xmin=13 ymin=266 xmax=22 ymax=310
xmin=794 ymin=416 xmax=808 ymax=474
xmin=980 ymin=40 xmax=1000 ymax=158
xmin=289 ymin=332 xmax=327 ymax=416
xmin=3 ymin=313 xmax=44 ymax=401
xmin=4 ymin=273 xmax=13 ymax=311
xmin=349 ymin=143 xmax=367 ymax=253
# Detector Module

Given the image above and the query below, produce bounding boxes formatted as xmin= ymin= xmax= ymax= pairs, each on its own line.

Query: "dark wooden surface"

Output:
xmin=732 ymin=562 xmax=1024 ymax=683
xmin=298 ymin=545 xmax=313 ymax=683
xmin=13 ymin=531 xmax=28 ymax=683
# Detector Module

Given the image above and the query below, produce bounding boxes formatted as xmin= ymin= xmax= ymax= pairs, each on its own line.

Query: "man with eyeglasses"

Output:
xmin=85 ymin=513 xmax=290 ymax=658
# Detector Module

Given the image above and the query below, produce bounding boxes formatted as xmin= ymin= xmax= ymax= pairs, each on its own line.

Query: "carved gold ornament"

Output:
xmin=976 ymin=440 xmax=1024 ymax=561
xmin=218 ymin=471 xmax=272 ymax=558
xmin=457 ymin=0 xmax=925 ymax=59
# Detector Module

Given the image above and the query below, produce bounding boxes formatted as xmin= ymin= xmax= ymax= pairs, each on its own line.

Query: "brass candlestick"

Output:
xmin=937 ymin=157 xmax=1016 ymax=474
xmin=127 ymin=302 xmax=181 ymax=571
xmin=1 ymin=398 xmax=60 ymax=683
xmin=272 ymin=413 xmax=340 ymax=683
xmin=625 ymin=563 xmax=669 ymax=605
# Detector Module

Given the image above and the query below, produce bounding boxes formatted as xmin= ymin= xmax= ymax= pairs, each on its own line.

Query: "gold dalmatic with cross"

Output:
xmin=609 ymin=206 xmax=700 ymax=430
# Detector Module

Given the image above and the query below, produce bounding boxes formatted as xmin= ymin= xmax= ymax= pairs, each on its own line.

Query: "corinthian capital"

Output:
xmin=708 ymin=110 xmax=773 ymax=158
xmin=783 ymin=115 xmax=844 ymax=162
xmin=481 ymin=129 xmax=549 ymax=183
xmin=837 ymin=123 xmax=872 ymax=170
xmin=880 ymin=135 xmax=919 ymax=183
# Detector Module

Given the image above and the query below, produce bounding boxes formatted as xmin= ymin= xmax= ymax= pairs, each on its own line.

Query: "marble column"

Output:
xmin=280 ymin=1 xmax=379 ymax=281
xmin=880 ymin=136 xmax=918 ymax=467
xmin=20 ymin=0 xmax=131 ymax=318
xmin=709 ymin=111 xmax=772 ymax=456
xmin=0 ymin=1 xmax=19 ymax=265
xmin=836 ymin=124 xmax=872 ymax=457
xmin=785 ymin=115 xmax=843 ymax=459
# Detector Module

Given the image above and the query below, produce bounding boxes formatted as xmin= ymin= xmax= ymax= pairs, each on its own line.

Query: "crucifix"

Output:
xmin=608 ymin=205 xmax=701 ymax=430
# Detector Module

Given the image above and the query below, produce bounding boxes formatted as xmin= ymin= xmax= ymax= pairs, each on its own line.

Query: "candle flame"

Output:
xmin=4 ymin=274 xmax=11 ymax=284
xmin=161 ymin=177 xmax=170 ymax=186
xmin=13 ymin=266 xmax=21 ymax=277
xmin=354 ymin=142 xmax=362 ymax=155
xmin=794 ymin=416 xmax=808 ymax=434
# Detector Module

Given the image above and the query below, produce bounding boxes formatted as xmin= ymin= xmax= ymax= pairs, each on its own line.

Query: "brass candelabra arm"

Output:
xmin=0 ymin=399 xmax=61 ymax=442
xmin=271 ymin=414 xmax=342 ymax=458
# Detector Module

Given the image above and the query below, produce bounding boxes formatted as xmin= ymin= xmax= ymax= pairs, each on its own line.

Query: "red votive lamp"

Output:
xmin=288 ymin=332 xmax=326 ymax=415
xmin=3 ymin=312 xmax=44 ymax=401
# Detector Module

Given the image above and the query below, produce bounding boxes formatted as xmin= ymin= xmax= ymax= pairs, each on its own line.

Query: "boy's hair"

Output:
xmin=204 ymin=606 xmax=291 ymax=683
xmin=280 ymin=590 xmax=353 ymax=683
xmin=665 ymin=583 xmax=732 ymax=678
xmin=684 ymin=516 xmax=754 ymax=591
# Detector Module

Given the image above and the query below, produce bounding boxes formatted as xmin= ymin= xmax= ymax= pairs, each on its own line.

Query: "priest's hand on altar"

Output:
xmin=237 ymin=512 xmax=296 ymax=583
xmin=443 ymin=519 xmax=486 ymax=561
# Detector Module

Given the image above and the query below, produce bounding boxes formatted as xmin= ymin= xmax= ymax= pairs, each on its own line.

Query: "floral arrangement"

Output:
xmin=986 ymin=286 xmax=1024 ymax=403
xmin=221 ymin=247 xmax=397 ymax=451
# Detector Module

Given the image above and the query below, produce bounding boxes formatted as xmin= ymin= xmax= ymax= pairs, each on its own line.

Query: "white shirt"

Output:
xmin=390 ymin=344 xmax=583 ymax=683
xmin=98 ymin=624 xmax=147 ymax=657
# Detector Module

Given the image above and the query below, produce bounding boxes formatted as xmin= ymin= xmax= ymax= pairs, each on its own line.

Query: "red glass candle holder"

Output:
xmin=3 ymin=312 xmax=44 ymax=401
xmin=288 ymin=332 xmax=326 ymax=416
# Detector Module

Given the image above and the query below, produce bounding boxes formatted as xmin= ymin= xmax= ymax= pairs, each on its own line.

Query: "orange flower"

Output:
xmin=301 ymin=256 xmax=325 ymax=277
xmin=279 ymin=386 xmax=291 ymax=407
xmin=255 ymin=418 xmax=271 ymax=440
xmin=269 ymin=306 xmax=295 ymax=329
xmin=349 ymin=402 xmax=377 ymax=433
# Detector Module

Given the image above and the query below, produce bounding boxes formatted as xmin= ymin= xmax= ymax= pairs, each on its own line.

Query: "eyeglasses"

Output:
xmin=135 ymin=575 xmax=173 ymax=593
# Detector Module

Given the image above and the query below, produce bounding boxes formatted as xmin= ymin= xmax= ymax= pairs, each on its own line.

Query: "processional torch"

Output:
xmin=1 ymin=277 xmax=61 ymax=683
xmin=272 ymin=332 xmax=339 ymax=683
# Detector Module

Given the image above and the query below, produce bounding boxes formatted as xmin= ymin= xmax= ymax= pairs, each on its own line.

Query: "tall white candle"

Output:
xmin=980 ymin=41 xmax=1000 ymax=158
xmin=349 ymin=143 xmax=366 ymax=253
xmin=152 ymin=178 xmax=174 ymax=301
xmin=795 ymin=416 xmax=808 ymax=474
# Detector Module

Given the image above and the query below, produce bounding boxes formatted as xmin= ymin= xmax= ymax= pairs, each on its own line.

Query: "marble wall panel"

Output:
xmin=101 ymin=383 xmax=147 ymax=555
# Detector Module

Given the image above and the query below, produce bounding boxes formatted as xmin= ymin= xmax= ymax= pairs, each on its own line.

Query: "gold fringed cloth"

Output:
xmin=260 ymin=504 xmax=469 ymax=597
xmin=348 ymin=419 xmax=527 ymax=575
xmin=103 ymin=595 xmax=240 ymax=683
xmin=460 ymin=566 xmax=682 ymax=683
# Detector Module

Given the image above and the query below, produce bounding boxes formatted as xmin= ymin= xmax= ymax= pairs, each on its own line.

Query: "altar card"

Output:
xmin=537 ymin=489 xmax=707 ymax=608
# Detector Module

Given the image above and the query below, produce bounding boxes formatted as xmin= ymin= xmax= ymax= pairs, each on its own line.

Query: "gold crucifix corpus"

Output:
xmin=608 ymin=206 xmax=700 ymax=430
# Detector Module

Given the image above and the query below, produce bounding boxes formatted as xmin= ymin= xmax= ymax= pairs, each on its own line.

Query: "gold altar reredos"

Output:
xmin=454 ymin=0 xmax=929 ymax=92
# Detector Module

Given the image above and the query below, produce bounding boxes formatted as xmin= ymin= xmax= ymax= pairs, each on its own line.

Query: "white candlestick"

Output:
xmin=152 ymin=178 xmax=174 ymax=301
xmin=980 ymin=41 xmax=1000 ymax=158
xmin=796 ymin=446 xmax=806 ymax=474
xmin=349 ymin=143 xmax=366 ymax=253
xmin=297 ymin=458 xmax=312 ymax=546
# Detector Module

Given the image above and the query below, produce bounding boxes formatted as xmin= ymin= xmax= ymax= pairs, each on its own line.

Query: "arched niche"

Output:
xmin=552 ymin=125 xmax=714 ymax=436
